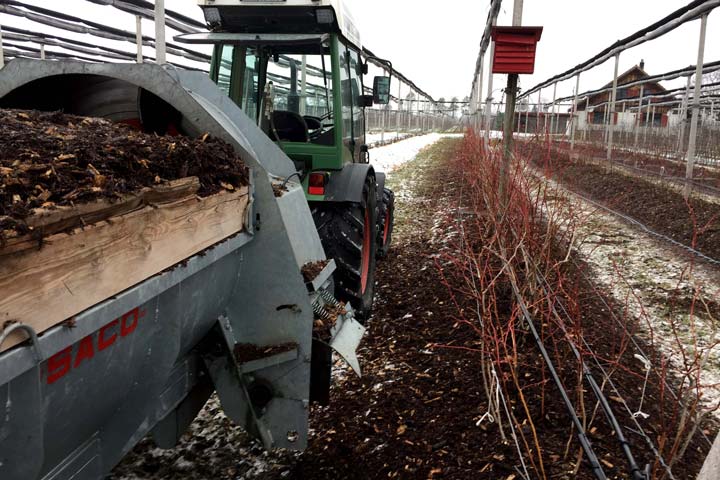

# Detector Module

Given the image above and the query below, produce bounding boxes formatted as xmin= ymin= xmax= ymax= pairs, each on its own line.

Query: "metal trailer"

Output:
xmin=0 ymin=59 xmax=365 ymax=480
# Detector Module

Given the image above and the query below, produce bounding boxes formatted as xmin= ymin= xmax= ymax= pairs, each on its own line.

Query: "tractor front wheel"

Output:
xmin=312 ymin=176 xmax=378 ymax=320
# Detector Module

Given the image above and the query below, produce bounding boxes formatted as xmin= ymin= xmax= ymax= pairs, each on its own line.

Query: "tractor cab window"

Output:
xmin=211 ymin=44 xmax=334 ymax=146
xmin=266 ymin=52 xmax=334 ymax=145
xmin=215 ymin=45 xmax=260 ymax=121
xmin=339 ymin=46 xmax=365 ymax=160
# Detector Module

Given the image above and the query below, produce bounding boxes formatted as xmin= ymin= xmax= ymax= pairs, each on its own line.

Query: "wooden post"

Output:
xmin=499 ymin=0 xmax=523 ymax=202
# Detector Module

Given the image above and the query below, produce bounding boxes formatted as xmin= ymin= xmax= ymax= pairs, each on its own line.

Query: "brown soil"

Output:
xmin=554 ymin=140 xmax=720 ymax=189
xmin=110 ymin=138 xmax=715 ymax=480
xmin=525 ymin=144 xmax=720 ymax=262
xmin=284 ymin=139 xmax=714 ymax=479
xmin=0 ymin=109 xmax=248 ymax=237
xmin=234 ymin=343 xmax=298 ymax=364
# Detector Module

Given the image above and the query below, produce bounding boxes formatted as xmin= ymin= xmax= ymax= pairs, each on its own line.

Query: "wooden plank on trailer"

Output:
xmin=0 ymin=184 xmax=249 ymax=352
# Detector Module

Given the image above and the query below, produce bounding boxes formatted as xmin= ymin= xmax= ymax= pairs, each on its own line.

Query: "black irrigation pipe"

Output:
xmin=509 ymin=281 xmax=609 ymax=480
xmin=538 ymin=266 xmax=677 ymax=478
xmin=521 ymin=0 xmax=720 ymax=98
xmin=536 ymin=275 xmax=649 ymax=480
xmin=527 ymin=156 xmax=717 ymax=456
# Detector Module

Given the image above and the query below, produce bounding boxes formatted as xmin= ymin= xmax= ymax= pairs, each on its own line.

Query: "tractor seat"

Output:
xmin=271 ymin=110 xmax=310 ymax=143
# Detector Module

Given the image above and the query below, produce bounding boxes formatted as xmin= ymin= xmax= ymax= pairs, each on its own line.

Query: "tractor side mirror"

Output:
xmin=373 ymin=76 xmax=391 ymax=105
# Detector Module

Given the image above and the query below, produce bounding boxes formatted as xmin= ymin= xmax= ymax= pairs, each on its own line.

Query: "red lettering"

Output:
xmin=46 ymin=306 xmax=143 ymax=384
xmin=74 ymin=336 xmax=95 ymax=368
xmin=120 ymin=308 xmax=141 ymax=337
xmin=98 ymin=319 xmax=118 ymax=351
xmin=47 ymin=346 xmax=72 ymax=384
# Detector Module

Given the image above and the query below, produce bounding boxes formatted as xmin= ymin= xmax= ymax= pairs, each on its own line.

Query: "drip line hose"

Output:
xmin=509 ymin=281 xmax=609 ymax=480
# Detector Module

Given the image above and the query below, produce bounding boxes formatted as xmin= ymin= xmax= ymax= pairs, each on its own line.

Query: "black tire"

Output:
xmin=312 ymin=176 xmax=378 ymax=320
xmin=376 ymin=187 xmax=395 ymax=259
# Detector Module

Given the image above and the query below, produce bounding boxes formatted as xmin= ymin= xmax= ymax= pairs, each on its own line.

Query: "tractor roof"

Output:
xmin=197 ymin=0 xmax=362 ymax=49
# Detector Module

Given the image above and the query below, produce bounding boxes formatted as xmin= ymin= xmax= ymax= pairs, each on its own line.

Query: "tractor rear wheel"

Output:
xmin=312 ymin=176 xmax=378 ymax=320
xmin=376 ymin=187 xmax=395 ymax=258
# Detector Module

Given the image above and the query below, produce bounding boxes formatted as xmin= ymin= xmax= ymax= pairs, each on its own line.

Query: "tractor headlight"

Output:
xmin=316 ymin=8 xmax=335 ymax=24
xmin=203 ymin=7 xmax=222 ymax=28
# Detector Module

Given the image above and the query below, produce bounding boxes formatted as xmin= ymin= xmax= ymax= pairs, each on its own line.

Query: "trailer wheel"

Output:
xmin=376 ymin=187 xmax=395 ymax=259
xmin=312 ymin=176 xmax=378 ymax=320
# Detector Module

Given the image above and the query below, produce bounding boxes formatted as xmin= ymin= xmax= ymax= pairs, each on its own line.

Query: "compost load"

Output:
xmin=0 ymin=109 xmax=249 ymax=238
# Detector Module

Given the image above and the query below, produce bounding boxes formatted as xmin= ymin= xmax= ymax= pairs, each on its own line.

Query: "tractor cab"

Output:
xmin=180 ymin=1 xmax=391 ymax=197
xmin=178 ymin=0 xmax=395 ymax=321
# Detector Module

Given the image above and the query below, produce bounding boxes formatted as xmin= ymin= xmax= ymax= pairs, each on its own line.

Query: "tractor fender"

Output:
xmin=324 ymin=163 xmax=376 ymax=203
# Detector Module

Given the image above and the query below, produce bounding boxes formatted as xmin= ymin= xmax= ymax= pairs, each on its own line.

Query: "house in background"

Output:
xmin=575 ymin=61 xmax=676 ymax=129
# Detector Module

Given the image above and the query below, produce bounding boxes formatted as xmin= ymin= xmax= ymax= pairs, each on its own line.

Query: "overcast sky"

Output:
xmin=2 ymin=0 xmax=719 ymax=105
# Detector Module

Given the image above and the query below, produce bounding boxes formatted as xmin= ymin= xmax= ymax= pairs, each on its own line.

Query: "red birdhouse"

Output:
xmin=491 ymin=26 xmax=544 ymax=75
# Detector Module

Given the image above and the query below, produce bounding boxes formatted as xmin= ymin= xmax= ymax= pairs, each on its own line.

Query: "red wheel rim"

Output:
xmin=382 ymin=209 xmax=391 ymax=244
xmin=360 ymin=209 xmax=371 ymax=294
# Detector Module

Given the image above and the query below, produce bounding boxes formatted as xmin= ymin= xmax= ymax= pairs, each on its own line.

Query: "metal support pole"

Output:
xmin=299 ymin=55 xmax=308 ymax=116
xmin=154 ymin=0 xmax=167 ymax=65
xmin=678 ymin=76 xmax=691 ymax=150
xmin=686 ymin=13 xmax=708 ymax=196
xmin=135 ymin=15 xmax=143 ymax=63
xmin=39 ymin=44 xmax=46 ymax=60
xmin=536 ymin=88 xmax=542 ymax=134
xmin=396 ymin=81 xmax=402 ymax=139
xmin=607 ymin=53 xmax=620 ymax=161
xmin=633 ymin=85 xmax=644 ymax=148
xmin=484 ymin=19 xmax=497 ymax=149
xmin=517 ymin=109 xmax=522 ymax=135
xmin=0 ymin=25 xmax=5 ymax=69
xmin=571 ymin=74 xmax=581 ymax=150
xmin=525 ymin=107 xmax=530 ymax=134
xmin=584 ymin=97 xmax=590 ymax=141
xmin=477 ymin=56 xmax=485 ymax=133
xmin=549 ymin=82 xmax=557 ymax=137
xmin=650 ymin=106 xmax=656 ymax=138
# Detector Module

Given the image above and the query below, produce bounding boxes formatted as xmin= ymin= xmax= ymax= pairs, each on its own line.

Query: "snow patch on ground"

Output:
xmin=366 ymin=132 xmax=412 ymax=146
xmin=370 ymin=133 xmax=462 ymax=176
xmin=535 ymin=172 xmax=720 ymax=417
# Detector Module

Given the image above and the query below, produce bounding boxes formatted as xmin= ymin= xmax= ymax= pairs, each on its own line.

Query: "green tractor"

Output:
xmin=183 ymin=0 xmax=395 ymax=319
